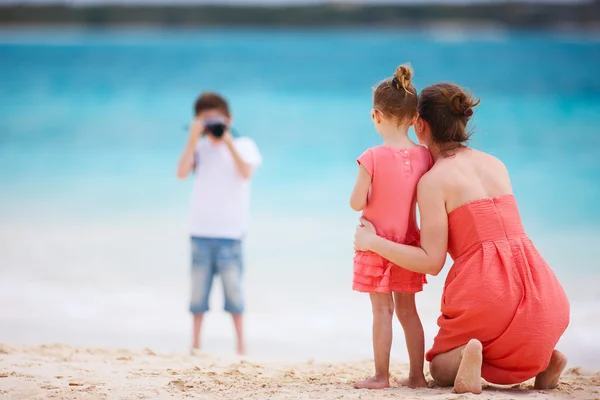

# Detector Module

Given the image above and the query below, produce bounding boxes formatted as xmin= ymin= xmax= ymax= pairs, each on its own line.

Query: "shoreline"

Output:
xmin=1 ymin=23 xmax=599 ymax=33
xmin=1 ymin=343 xmax=599 ymax=399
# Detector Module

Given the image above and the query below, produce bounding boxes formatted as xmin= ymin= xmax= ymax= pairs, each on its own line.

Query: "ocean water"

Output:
xmin=1 ymin=28 xmax=600 ymax=369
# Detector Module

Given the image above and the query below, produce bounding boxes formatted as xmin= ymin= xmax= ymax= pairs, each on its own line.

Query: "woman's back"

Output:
xmin=431 ymin=148 xmax=513 ymax=214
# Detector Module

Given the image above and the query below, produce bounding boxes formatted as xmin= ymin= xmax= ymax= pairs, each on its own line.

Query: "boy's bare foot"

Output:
xmin=534 ymin=350 xmax=567 ymax=390
xmin=397 ymin=375 xmax=429 ymax=388
xmin=190 ymin=348 xmax=202 ymax=356
xmin=454 ymin=339 xmax=483 ymax=395
xmin=354 ymin=376 xmax=390 ymax=389
xmin=237 ymin=343 xmax=246 ymax=356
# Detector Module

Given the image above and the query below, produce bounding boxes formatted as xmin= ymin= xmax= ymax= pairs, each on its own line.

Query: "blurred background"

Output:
xmin=1 ymin=0 xmax=599 ymax=370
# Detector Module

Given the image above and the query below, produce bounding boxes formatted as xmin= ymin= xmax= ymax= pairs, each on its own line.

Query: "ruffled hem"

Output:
xmin=353 ymin=281 xmax=424 ymax=294
xmin=353 ymin=234 xmax=427 ymax=293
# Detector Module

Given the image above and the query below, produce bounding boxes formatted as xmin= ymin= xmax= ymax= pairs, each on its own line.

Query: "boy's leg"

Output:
xmin=393 ymin=292 xmax=428 ymax=388
xmin=216 ymin=239 xmax=245 ymax=355
xmin=354 ymin=292 xmax=394 ymax=389
xmin=192 ymin=314 xmax=202 ymax=350
xmin=231 ymin=314 xmax=244 ymax=356
xmin=189 ymin=237 xmax=215 ymax=350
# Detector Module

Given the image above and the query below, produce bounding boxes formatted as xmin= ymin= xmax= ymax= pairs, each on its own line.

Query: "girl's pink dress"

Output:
xmin=426 ymin=195 xmax=570 ymax=384
xmin=353 ymin=145 xmax=432 ymax=293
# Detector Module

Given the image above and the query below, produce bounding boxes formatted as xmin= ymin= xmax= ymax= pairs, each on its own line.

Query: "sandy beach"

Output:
xmin=0 ymin=344 xmax=598 ymax=400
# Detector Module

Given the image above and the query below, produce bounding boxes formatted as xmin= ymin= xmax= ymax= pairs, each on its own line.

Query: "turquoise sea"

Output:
xmin=1 ymin=28 xmax=599 ymax=368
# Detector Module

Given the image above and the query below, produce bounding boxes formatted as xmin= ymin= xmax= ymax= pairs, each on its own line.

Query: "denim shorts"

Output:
xmin=189 ymin=237 xmax=244 ymax=315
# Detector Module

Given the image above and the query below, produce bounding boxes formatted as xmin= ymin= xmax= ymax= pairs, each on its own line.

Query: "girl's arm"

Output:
xmin=354 ymin=173 xmax=449 ymax=275
xmin=350 ymin=165 xmax=371 ymax=211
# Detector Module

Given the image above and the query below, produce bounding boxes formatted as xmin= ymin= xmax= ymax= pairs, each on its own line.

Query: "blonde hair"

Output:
xmin=373 ymin=63 xmax=418 ymax=123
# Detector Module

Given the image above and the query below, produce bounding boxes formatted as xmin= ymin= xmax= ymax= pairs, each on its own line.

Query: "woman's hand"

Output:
xmin=354 ymin=218 xmax=377 ymax=251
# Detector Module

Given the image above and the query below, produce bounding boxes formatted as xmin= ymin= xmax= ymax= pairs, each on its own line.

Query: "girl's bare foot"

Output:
xmin=534 ymin=350 xmax=567 ymax=390
xmin=354 ymin=376 xmax=390 ymax=389
xmin=397 ymin=375 xmax=429 ymax=388
xmin=454 ymin=339 xmax=483 ymax=395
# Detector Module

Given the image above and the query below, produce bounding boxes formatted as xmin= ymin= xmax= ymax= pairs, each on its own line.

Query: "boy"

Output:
xmin=177 ymin=92 xmax=262 ymax=355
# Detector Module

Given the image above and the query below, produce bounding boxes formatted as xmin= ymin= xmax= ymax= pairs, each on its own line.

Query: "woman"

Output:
xmin=353 ymin=82 xmax=570 ymax=394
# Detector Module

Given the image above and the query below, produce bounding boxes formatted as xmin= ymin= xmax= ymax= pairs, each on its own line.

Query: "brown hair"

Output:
xmin=373 ymin=64 xmax=418 ymax=123
xmin=417 ymin=83 xmax=480 ymax=156
xmin=194 ymin=92 xmax=230 ymax=117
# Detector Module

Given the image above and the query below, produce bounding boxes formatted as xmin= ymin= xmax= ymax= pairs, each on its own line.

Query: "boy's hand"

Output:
xmin=222 ymin=129 xmax=234 ymax=148
xmin=189 ymin=117 xmax=205 ymax=142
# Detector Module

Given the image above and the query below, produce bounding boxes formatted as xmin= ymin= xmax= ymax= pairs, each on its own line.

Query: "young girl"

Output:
xmin=351 ymin=64 xmax=431 ymax=390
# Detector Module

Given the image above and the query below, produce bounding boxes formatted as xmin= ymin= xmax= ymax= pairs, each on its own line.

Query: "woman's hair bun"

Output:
xmin=449 ymin=91 xmax=480 ymax=117
xmin=392 ymin=64 xmax=413 ymax=92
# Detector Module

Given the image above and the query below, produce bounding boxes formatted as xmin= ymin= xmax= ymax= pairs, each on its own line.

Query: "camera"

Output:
xmin=204 ymin=119 xmax=227 ymax=138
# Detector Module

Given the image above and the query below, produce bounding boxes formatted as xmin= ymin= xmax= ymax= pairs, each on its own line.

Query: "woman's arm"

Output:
xmin=350 ymin=165 xmax=371 ymax=211
xmin=354 ymin=173 xmax=449 ymax=275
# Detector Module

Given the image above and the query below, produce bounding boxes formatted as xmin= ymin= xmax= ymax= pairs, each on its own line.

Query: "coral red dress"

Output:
xmin=353 ymin=145 xmax=431 ymax=293
xmin=426 ymin=194 xmax=570 ymax=384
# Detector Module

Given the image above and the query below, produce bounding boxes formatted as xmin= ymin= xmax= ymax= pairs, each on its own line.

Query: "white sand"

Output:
xmin=1 ymin=343 xmax=598 ymax=400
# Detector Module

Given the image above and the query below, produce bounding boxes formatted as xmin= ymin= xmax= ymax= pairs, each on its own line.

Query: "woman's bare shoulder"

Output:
xmin=470 ymin=148 xmax=503 ymax=163
xmin=426 ymin=156 xmax=455 ymax=181
xmin=418 ymin=165 xmax=447 ymax=195
xmin=471 ymin=149 xmax=510 ymax=175
xmin=421 ymin=148 xmax=510 ymax=195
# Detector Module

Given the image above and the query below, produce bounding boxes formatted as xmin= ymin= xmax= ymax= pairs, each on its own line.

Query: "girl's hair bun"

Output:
xmin=392 ymin=64 xmax=413 ymax=92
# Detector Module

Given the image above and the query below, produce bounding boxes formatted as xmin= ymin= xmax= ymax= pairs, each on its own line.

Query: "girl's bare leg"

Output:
xmin=429 ymin=339 xmax=483 ymax=394
xmin=393 ymin=292 xmax=428 ymax=388
xmin=354 ymin=292 xmax=394 ymax=389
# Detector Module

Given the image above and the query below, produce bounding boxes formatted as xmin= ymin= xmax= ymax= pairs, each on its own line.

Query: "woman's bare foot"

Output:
xmin=454 ymin=339 xmax=483 ymax=395
xmin=534 ymin=350 xmax=567 ymax=390
xmin=354 ymin=376 xmax=390 ymax=389
xmin=397 ymin=375 xmax=429 ymax=388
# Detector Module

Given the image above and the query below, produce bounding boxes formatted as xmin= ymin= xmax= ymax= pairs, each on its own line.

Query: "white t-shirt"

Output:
xmin=190 ymin=136 xmax=262 ymax=239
